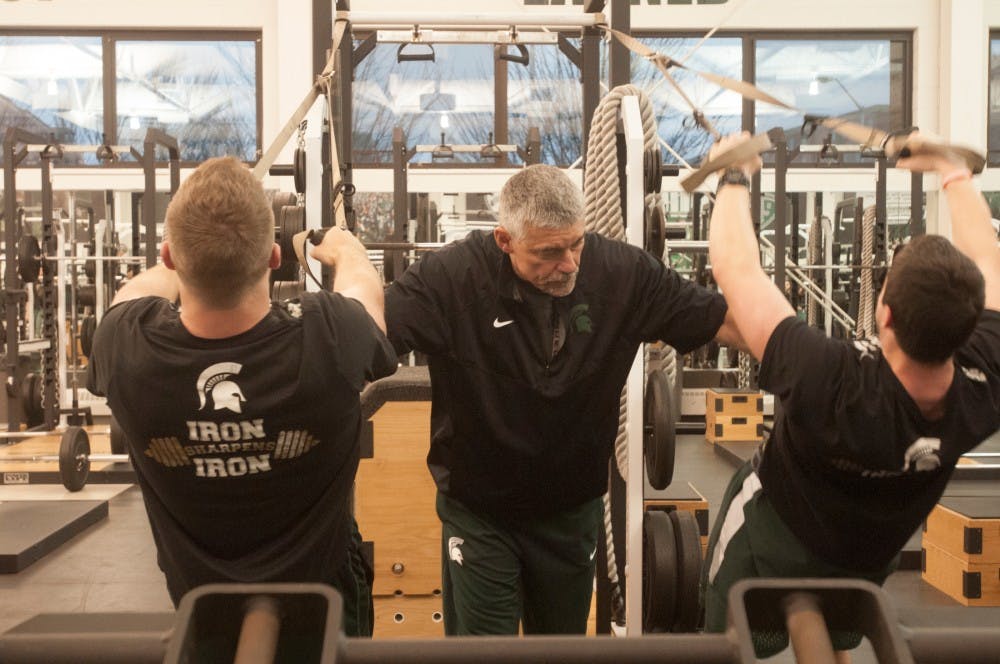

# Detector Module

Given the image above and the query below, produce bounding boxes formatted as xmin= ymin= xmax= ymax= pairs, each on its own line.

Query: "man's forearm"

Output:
xmin=332 ymin=254 xmax=387 ymax=333
xmin=111 ymin=264 xmax=180 ymax=306
xmin=944 ymin=175 xmax=1000 ymax=310
xmin=945 ymin=178 xmax=998 ymax=268
xmin=708 ymin=185 xmax=762 ymax=287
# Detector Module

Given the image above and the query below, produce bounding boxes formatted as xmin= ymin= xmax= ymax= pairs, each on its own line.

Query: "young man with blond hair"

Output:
xmin=88 ymin=156 xmax=396 ymax=635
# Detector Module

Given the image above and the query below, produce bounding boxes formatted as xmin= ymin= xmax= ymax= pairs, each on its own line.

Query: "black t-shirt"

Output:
xmin=757 ymin=311 xmax=1000 ymax=571
xmin=386 ymin=231 xmax=727 ymax=518
xmin=87 ymin=293 xmax=396 ymax=602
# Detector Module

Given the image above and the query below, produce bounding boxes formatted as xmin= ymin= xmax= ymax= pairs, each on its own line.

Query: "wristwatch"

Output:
xmin=716 ymin=167 xmax=750 ymax=193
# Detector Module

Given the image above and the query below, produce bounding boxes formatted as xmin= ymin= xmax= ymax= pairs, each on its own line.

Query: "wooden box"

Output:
xmin=922 ymin=497 xmax=1000 ymax=564
xmin=922 ymin=540 xmax=1000 ymax=606
xmin=705 ymin=389 xmax=764 ymax=419
xmin=704 ymin=415 xmax=765 ymax=444
xmin=373 ymin=594 xmax=444 ymax=638
xmin=355 ymin=401 xmax=441 ymax=596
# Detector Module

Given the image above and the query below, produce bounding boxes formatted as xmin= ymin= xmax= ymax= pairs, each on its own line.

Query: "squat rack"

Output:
xmin=2 ymin=127 xmax=180 ymax=432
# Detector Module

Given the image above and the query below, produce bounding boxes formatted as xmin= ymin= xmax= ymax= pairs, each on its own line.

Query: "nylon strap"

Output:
xmin=600 ymin=26 xmax=986 ymax=185
xmin=252 ymin=17 xmax=350 ymax=194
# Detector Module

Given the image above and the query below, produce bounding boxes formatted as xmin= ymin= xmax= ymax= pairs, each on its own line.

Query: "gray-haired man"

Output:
xmin=386 ymin=163 xmax=745 ymax=636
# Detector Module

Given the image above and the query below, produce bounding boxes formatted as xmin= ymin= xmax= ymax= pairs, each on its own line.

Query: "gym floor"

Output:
xmin=1 ymin=431 xmax=998 ymax=662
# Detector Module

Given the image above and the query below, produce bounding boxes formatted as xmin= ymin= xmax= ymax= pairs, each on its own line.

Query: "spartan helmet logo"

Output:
xmin=903 ymin=437 xmax=942 ymax=473
xmin=196 ymin=362 xmax=247 ymax=413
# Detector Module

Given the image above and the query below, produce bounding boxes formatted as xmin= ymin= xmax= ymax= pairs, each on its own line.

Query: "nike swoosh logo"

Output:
xmin=493 ymin=317 xmax=514 ymax=328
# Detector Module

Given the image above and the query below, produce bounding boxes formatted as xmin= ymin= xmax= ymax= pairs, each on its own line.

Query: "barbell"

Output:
xmin=1 ymin=426 xmax=128 ymax=492
xmin=16 ymin=234 xmax=142 ymax=284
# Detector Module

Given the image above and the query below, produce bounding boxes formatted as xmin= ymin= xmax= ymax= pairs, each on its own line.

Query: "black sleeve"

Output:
xmin=954 ymin=309 xmax=1000 ymax=379
xmin=384 ymin=249 xmax=454 ymax=356
xmin=758 ymin=316 xmax=854 ymax=416
xmin=85 ymin=298 xmax=151 ymax=397
xmin=631 ymin=250 xmax=728 ymax=353
xmin=314 ymin=292 xmax=398 ymax=392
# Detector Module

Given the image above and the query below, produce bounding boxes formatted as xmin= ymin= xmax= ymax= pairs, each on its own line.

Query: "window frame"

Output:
xmin=0 ymin=27 xmax=262 ymax=167
xmin=987 ymin=29 xmax=1000 ymax=167
xmin=631 ymin=29 xmax=913 ymax=168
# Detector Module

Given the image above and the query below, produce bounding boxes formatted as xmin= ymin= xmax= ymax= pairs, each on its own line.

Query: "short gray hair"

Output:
xmin=498 ymin=164 xmax=584 ymax=239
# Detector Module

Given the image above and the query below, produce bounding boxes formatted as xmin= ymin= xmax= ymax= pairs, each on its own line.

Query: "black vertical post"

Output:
xmin=316 ymin=0 xmax=335 ymax=80
xmin=813 ymin=192 xmax=825 ymax=329
xmin=789 ymin=193 xmax=802 ymax=310
xmin=743 ymin=38 xmax=761 ymax=237
xmin=608 ymin=0 xmax=630 ymax=88
xmin=692 ymin=193 xmax=703 ymax=241
xmin=335 ymin=0 xmax=351 ymax=232
xmin=494 ymin=55 xmax=509 ymax=167
xmin=875 ymin=154 xmax=888 ymax=266
xmin=390 ymin=127 xmax=408 ymax=283
xmin=142 ymin=135 xmax=157 ymax=269
xmin=910 ymin=171 xmax=923 ymax=237
xmin=580 ymin=29 xmax=600 ymax=168
xmin=3 ymin=130 xmax=33 ymax=432
xmin=771 ymin=128 xmax=788 ymax=298
xmin=40 ymin=153 xmax=59 ymax=429
xmin=131 ymin=192 xmax=141 ymax=259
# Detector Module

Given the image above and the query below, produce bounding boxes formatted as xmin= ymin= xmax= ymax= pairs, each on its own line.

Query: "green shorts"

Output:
xmin=335 ymin=518 xmax=374 ymax=638
xmin=701 ymin=462 xmax=896 ymax=657
xmin=436 ymin=492 xmax=602 ymax=636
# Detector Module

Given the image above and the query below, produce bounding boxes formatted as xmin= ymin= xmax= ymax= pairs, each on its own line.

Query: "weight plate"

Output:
xmin=293 ymin=147 xmax=307 ymax=195
xmin=644 ymin=203 xmax=666 ymax=260
xmin=643 ymin=148 xmax=663 ymax=195
xmin=109 ymin=415 xmax=128 ymax=455
xmin=271 ymin=191 xmax=297 ymax=226
xmin=59 ymin=426 xmax=91 ymax=492
xmin=272 ymin=279 xmax=304 ymax=301
xmin=77 ymin=284 xmax=97 ymax=308
xmin=79 ymin=314 xmax=97 ymax=358
xmin=273 ymin=205 xmax=306 ymax=281
xmin=22 ymin=372 xmax=43 ymax=427
xmin=642 ymin=510 xmax=677 ymax=633
xmin=644 ymin=371 xmax=677 ymax=490
xmin=669 ymin=510 xmax=704 ymax=632
xmin=17 ymin=235 xmax=41 ymax=284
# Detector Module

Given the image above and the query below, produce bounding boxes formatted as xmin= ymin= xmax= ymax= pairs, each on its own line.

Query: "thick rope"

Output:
xmin=584 ymin=84 xmax=657 ymax=241
xmin=584 ymin=85 xmax=662 ymax=483
xmin=584 ymin=85 xmax=663 ymax=627
xmin=856 ymin=205 xmax=877 ymax=339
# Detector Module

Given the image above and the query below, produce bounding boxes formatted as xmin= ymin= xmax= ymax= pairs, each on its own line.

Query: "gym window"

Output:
xmin=0 ymin=30 xmax=261 ymax=166
xmin=988 ymin=31 xmax=1000 ymax=166
xmin=630 ymin=31 xmax=911 ymax=168
xmin=630 ymin=35 xmax=743 ymax=167
xmin=0 ymin=34 xmax=104 ymax=165
xmin=352 ymin=43 xmax=496 ymax=166
xmin=754 ymin=33 xmax=910 ymax=165
xmin=508 ymin=43 xmax=584 ymax=167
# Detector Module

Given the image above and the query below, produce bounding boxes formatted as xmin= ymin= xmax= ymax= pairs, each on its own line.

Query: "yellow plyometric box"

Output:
xmin=704 ymin=415 xmax=765 ymax=444
xmin=922 ymin=541 xmax=1000 ymax=606
xmin=355 ymin=400 xmax=442 ymax=597
xmin=923 ymin=500 xmax=1000 ymax=565
xmin=705 ymin=389 xmax=764 ymax=419
xmin=373 ymin=594 xmax=444 ymax=638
